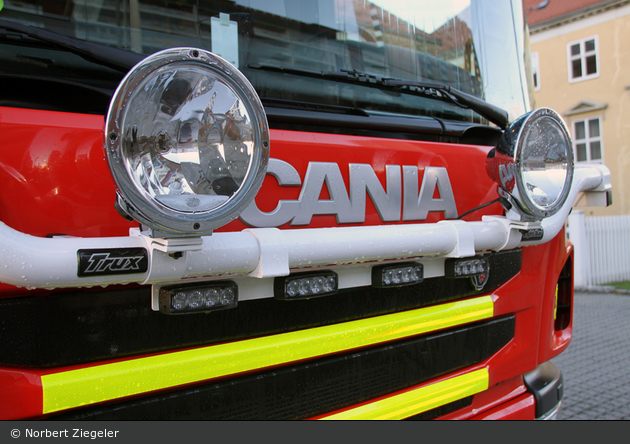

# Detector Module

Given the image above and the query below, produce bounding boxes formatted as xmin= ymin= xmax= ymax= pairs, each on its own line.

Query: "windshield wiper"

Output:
xmin=0 ymin=19 xmax=144 ymax=72
xmin=248 ymin=64 xmax=509 ymax=130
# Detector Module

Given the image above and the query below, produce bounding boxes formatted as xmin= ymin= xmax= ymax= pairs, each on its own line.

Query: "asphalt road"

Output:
xmin=551 ymin=290 xmax=630 ymax=420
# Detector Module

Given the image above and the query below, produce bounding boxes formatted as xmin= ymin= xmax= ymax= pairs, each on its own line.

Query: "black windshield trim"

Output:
xmin=0 ymin=19 xmax=143 ymax=72
xmin=266 ymin=106 xmax=441 ymax=134
xmin=265 ymin=105 xmax=502 ymax=145
xmin=249 ymin=64 xmax=509 ymax=129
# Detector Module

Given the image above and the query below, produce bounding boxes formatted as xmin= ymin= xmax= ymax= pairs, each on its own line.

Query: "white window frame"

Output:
xmin=567 ymin=36 xmax=599 ymax=83
xmin=572 ymin=116 xmax=604 ymax=164
xmin=531 ymin=51 xmax=540 ymax=91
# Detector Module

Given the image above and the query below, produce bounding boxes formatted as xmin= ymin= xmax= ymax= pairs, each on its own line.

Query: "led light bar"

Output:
xmin=445 ymin=257 xmax=489 ymax=278
xmin=372 ymin=262 xmax=423 ymax=288
xmin=159 ymin=281 xmax=238 ymax=314
xmin=274 ymin=271 xmax=338 ymax=301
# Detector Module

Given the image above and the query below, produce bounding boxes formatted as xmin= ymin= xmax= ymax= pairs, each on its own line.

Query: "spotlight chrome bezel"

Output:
xmin=488 ymin=107 xmax=574 ymax=220
xmin=105 ymin=47 xmax=270 ymax=237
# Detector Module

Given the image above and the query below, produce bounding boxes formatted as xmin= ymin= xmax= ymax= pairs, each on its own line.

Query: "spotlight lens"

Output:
xmin=106 ymin=48 xmax=269 ymax=236
xmin=122 ymin=66 xmax=254 ymax=213
xmin=520 ymin=116 xmax=571 ymax=212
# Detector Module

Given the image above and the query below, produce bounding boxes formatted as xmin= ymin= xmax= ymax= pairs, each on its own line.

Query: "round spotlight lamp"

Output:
xmin=487 ymin=108 xmax=574 ymax=220
xmin=105 ymin=48 xmax=270 ymax=237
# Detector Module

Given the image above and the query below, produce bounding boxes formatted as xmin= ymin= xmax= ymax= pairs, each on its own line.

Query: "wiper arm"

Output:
xmin=0 ymin=19 xmax=144 ymax=72
xmin=248 ymin=64 xmax=509 ymax=129
xmin=382 ymin=78 xmax=508 ymax=130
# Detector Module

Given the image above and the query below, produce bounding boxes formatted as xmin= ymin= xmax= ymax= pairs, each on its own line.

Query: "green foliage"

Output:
xmin=610 ymin=281 xmax=630 ymax=291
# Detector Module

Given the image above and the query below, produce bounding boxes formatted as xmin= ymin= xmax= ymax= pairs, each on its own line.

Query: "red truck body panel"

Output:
xmin=0 ymin=106 xmax=572 ymax=419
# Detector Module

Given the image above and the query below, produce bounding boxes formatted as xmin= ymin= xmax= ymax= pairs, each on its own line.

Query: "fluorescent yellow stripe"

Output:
xmin=320 ymin=368 xmax=489 ymax=420
xmin=554 ymin=284 xmax=559 ymax=320
xmin=41 ymin=296 xmax=493 ymax=414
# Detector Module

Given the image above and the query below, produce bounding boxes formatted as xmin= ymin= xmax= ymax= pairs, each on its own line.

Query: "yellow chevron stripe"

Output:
xmin=41 ymin=296 xmax=494 ymax=414
xmin=319 ymin=368 xmax=489 ymax=420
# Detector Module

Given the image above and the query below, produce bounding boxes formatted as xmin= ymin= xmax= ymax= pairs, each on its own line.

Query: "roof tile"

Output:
xmin=524 ymin=0 xmax=611 ymax=25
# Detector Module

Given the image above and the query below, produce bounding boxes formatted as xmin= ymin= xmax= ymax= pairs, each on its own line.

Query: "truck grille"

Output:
xmin=53 ymin=316 xmax=514 ymax=420
xmin=0 ymin=249 xmax=521 ymax=368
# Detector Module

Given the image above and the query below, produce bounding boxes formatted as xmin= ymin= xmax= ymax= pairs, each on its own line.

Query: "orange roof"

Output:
xmin=524 ymin=0 xmax=612 ymax=26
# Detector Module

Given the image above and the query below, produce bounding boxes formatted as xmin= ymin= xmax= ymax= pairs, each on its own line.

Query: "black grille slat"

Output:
xmin=0 ymin=249 xmax=521 ymax=367
xmin=53 ymin=316 xmax=515 ymax=420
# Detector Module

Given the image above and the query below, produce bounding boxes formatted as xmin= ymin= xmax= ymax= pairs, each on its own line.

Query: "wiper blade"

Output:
xmin=382 ymin=78 xmax=508 ymax=130
xmin=261 ymin=97 xmax=370 ymax=117
xmin=0 ymin=19 xmax=144 ymax=72
xmin=248 ymin=64 xmax=509 ymax=130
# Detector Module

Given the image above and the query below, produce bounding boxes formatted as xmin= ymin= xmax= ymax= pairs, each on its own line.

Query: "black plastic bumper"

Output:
xmin=524 ymin=361 xmax=564 ymax=419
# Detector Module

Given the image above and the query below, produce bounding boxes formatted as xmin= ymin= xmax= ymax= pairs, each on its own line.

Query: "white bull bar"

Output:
xmin=0 ymin=165 xmax=611 ymax=306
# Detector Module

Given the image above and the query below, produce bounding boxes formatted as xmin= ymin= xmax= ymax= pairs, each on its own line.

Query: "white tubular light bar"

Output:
xmin=0 ymin=230 xmax=149 ymax=289
xmin=0 ymin=164 xmax=610 ymax=290
xmin=514 ymin=163 xmax=610 ymax=245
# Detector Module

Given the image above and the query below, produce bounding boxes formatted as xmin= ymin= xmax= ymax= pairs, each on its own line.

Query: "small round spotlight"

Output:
xmin=486 ymin=108 xmax=574 ymax=220
xmin=105 ymin=48 xmax=270 ymax=237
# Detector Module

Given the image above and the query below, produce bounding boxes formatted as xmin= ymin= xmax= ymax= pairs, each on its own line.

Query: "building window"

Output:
xmin=531 ymin=52 xmax=540 ymax=91
xmin=573 ymin=117 xmax=603 ymax=163
xmin=568 ymin=36 xmax=598 ymax=82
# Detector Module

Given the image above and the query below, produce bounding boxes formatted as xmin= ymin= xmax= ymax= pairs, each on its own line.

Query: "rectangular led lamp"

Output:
xmin=372 ymin=262 xmax=423 ymax=288
xmin=444 ymin=257 xmax=489 ymax=278
xmin=274 ymin=270 xmax=338 ymax=301
xmin=159 ymin=281 xmax=238 ymax=315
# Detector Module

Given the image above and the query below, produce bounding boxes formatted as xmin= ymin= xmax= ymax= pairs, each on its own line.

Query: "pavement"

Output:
xmin=551 ymin=290 xmax=630 ymax=420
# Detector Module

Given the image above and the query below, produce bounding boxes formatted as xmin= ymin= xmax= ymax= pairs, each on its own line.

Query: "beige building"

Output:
xmin=526 ymin=0 xmax=630 ymax=216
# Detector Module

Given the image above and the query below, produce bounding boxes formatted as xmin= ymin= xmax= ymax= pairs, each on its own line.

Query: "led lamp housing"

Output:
xmin=445 ymin=257 xmax=489 ymax=278
xmin=159 ymin=281 xmax=238 ymax=314
xmin=274 ymin=271 xmax=338 ymax=301
xmin=486 ymin=108 xmax=574 ymax=220
xmin=105 ymin=48 xmax=270 ymax=237
xmin=372 ymin=263 xmax=423 ymax=288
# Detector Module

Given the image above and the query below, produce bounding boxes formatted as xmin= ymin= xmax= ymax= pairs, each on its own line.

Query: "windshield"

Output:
xmin=0 ymin=0 xmax=531 ymax=122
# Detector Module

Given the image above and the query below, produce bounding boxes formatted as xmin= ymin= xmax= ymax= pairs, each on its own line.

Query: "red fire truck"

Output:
xmin=0 ymin=0 xmax=611 ymax=419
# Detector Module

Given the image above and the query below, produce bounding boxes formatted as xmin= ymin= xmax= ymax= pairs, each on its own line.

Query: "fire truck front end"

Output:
xmin=0 ymin=0 xmax=611 ymax=420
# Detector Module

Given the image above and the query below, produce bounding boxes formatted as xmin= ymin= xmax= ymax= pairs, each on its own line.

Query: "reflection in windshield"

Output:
xmin=1 ymin=0 xmax=529 ymax=121
xmin=369 ymin=0 xmax=471 ymax=33
xmin=231 ymin=0 xmax=483 ymax=97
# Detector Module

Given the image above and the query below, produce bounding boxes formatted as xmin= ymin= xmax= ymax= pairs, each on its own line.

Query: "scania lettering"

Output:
xmin=0 ymin=0 xmax=611 ymax=420
xmin=240 ymin=160 xmax=457 ymax=226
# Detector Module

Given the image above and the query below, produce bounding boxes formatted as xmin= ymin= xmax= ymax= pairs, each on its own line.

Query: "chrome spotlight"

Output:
xmin=105 ymin=48 xmax=270 ymax=237
xmin=486 ymin=108 xmax=574 ymax=220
